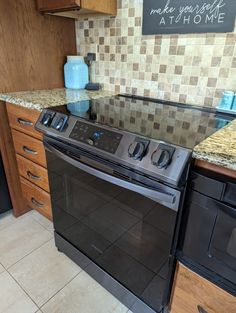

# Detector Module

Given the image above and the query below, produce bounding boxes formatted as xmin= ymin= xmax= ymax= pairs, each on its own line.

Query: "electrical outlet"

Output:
xmin=87 ymin=53 xmax=96 ymax=61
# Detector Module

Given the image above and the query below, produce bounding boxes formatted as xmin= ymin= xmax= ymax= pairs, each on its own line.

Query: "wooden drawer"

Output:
xmin=16 ymin=154 xmax=49 ymax=192
xmin=20 ymin=177 xmax=52 ymax=220
xmin=12 ymin=129 xmax=47 ymax=168
xmin=7 ymin=103 xmax=42 ymax=140
xmin=170 ymin=263 xmax=236 ymax=313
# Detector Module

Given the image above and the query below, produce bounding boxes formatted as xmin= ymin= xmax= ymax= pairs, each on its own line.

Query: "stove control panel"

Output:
xmin=69 ymin=121 xmax=123 ymax=154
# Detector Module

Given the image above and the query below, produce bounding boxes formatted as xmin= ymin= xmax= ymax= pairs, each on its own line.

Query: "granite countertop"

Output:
xmin=0 ymin=87 xmax=235 ymax=171
xmin=0 ymin=88 xmax=115 ymax=111
xmin=193 ymin=119 xmax=236 ymax=171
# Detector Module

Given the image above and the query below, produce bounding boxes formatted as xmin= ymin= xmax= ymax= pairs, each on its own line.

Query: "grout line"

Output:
xmin=6 ymin=270 xmax=40 ymax=310
xmin=6 ymin=241 xmax=83 ymax=311
xmin=6 ymin=237 xmax=53 ymax=271
xmin=38 ymin=270 xmax=83 ymax=310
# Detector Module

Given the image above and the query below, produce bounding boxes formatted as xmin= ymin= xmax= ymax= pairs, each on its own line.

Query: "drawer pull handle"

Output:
xmin=197 ymin=305 xmax=208 ymax=313
xmin=27 ymin=171 xmax=41 ymax=181
xmin=23 ymin=146 xmax=38 ymax=155
xmin=31 ymin=197 xmax=44 ymax=208
xmin=17 ymin=118 xmax=33 ymax=126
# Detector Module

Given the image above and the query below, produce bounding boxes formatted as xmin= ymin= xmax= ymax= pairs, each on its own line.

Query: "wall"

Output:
xmin=76 ymin=0 xmax=236 ymax=107
xmin=0 ymin=0 xmax=76 ymax=93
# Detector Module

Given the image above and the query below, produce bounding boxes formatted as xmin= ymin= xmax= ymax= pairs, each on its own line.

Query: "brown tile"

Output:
xmin=177 ymin=46 xmax=185 ymax=55
xmin=99 ymin=37 xmax=104 ymax=45
xmin=207 ymin=78 xmax=217 ymax=87
xmin=219 ymin=68 xmax=229 ymax=78
xmin=105 ymin=46 xmax=110 ymax=53
xmin=204 ymin=97 xmax=213 ymax=106
xmin=135 ymin=17 xmax=141 ymax=26
xmin=133 ymin=63 xmax=139 ymax=71
xmin=159 ymin=65 xmax=167 ymax=73
xmin=110 ymin=28 xmax=115 ymax=36
xmin=225 ymin=34 xmax=236 ymax=45
xmin=140 ymin=46 xmax=146 ymax=54
xmin=154 ymin=46 xmax=161 ymax=55
xmin=182 ymin=122 xmax=190 ymax=130
xmin=223 ymin=46 xmax=234 ymax=56
xmin=211 ymin=57 xmax=221 ymax=67
xmin=104 ymin=20 xmax=110 ymax=28
xmin=155 ymin=36 xmax=162 ymax=45
xmin=89 ymin=21 xmax=94 ymax=28
xmin=169 ymin=46 xmax=177 ymax=55
xmin=189 ymin=77 xmax=199 ymax=86
xmin=128 ymin=27 xmax=134 ymax=36
xmin=232 ymin=58 xmax=236 ymax=68
xmin=152 ymin=73 xmax=158 ymax=81
xmin=128 ymin=8 xmax=135 ymax=17
xmin=121 ymin=54 xmax=127 ymax=62
xmin=192 ymin=56 xmax=202 ymax=66
xmin=175 ymin=66 xmax=183 ymax=75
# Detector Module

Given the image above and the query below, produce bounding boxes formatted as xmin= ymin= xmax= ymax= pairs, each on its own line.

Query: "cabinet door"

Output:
xmin=37 ymin=0 xmax=81 ymax=12
xmin=82 ymin=0 xmax=117 ymax=15
xmin=170 ymin=263 xmax=236 ymax=313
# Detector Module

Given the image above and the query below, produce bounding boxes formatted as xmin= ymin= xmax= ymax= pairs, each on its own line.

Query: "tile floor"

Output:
xmin=0 ymin=210 xmax=133 ymax=313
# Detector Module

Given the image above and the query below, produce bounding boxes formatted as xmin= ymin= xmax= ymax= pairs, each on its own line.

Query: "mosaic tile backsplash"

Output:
xmin=76 ymin=0 xmax=236 ymax=107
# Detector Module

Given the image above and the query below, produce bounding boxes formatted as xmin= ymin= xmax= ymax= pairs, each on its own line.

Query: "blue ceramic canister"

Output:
xmin=64 ymin=56 xmax=89 ymax=89
xmin=218 ymin=91 xmax=234 ymax=110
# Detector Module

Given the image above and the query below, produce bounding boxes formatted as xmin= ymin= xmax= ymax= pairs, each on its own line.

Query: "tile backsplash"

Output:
xmin=76 ymin=0 xmax=236 ymax=107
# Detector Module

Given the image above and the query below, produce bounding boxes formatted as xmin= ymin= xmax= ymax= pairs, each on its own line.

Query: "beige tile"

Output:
xmin=0 ymin=271 xmax=38 ymax=313
xmin=41 ymin=271 xmax=128 ymax=313
xmin=0 ymin=215 xmax=52 ymax=268
xmin=27 ymin=210 xmax=54 ymax=233
xmin=0 ymin=211 xmax=18 ymax=232
xmin=9 ymin=240 xmax=81 ymax=307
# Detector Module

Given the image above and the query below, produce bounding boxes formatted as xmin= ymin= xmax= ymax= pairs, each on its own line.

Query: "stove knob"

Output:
xmin=128 ymin=142 xmax=145 ymax=160
xmin=41 ymin=113 xmax=54 ymax=127
xmin=152 ymin=149 xmax=171 ymax=169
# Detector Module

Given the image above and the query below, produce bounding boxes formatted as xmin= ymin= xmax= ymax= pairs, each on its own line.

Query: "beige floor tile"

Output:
xmin=0 ymin=215 xmax=52 ymax=268
xmin=27 ymin=210 xmax=54 ymax=233
xmin=0 ymin=271 xmax=38 ymax=313
xmin=9 ymin=239 xmax=81 ymax=307
xmin=0 ymin=211 xmax=18 ymax=232
xmin=41 ymin=271 xmax=128 ymax=313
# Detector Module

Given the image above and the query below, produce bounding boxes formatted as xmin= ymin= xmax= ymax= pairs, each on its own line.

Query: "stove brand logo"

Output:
xmin=142 ymin=0 xmax=235 ymax=34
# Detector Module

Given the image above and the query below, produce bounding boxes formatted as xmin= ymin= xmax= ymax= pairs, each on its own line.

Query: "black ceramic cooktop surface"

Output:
xmin=52 ymin=95 xmax=233 ymax=149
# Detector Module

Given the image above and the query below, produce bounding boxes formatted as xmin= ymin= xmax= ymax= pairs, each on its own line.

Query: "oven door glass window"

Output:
xmin=209 ymin=203 xmax=236 ymax=272
xmin=46 ymin=149 xmax=177 ymax=312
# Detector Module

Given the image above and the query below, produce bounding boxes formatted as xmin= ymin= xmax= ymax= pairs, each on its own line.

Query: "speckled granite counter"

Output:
xmin=0 ymin=88 xmax=115 ymax=111
xmin=193 ymin=119 xmax=236 ymax=171
xmin=0 ymin=88 xmax=235 ymax=171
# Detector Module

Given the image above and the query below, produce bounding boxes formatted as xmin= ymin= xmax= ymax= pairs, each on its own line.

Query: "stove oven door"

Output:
xmin=44 ymin=137 xmax=181 ymax=313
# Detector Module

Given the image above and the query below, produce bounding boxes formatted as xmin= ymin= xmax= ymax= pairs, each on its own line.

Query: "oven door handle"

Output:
xmin=45 ymin=142 xmax=177 ymax=207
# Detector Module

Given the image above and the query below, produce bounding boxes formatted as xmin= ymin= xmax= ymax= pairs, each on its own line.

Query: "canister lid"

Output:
xmin=67 ymin=56 xmax=84 ymax=62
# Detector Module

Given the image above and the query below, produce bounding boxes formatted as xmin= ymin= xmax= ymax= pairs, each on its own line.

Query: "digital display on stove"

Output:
xmin=69 ymin=121 xmax=123 ymax=154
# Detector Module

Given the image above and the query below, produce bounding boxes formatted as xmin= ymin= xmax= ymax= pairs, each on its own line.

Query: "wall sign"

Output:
xmin=142 ymin=0 xmax=235 ymax=35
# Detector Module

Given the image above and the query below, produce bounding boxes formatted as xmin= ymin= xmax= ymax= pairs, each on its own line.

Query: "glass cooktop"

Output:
xmin=52 ymin=95 xmax=233 ymax=150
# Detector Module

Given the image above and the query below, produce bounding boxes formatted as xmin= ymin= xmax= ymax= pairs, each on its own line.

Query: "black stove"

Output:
xmin=35 ymin=95 xmax=233 ymax=313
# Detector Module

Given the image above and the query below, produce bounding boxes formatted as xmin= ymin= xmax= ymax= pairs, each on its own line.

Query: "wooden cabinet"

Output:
xmin=36 ymin=0 xmax=117 ymax=19
xmin=170 ymin=263 xmax=236 ymax=313
xmin=20 ymin=177 xmax=52 ymax=220
xmin=7 ymin=103 xmax=52 ymax=220
xmin=12 ymin=129 xmax=47 ymax=167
